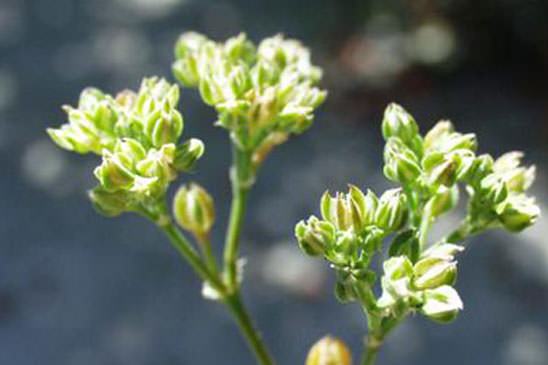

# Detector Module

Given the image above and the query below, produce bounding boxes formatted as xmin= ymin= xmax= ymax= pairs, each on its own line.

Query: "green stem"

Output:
xmin=225 ymin=292 xmax=274 ymax=365
xmin=224 ymin=146 xmax=252 ymax=289
xmin=196 ymin=233 xmax=219 ymax=275
xmin=445 ymin=219 xmax=486 ymax=243
xmin=361 ymin=338 xmax=382 ymax=365
xmin=160 ymin=221 xmax=274 ymax=365
xmin=161 ymin=221 xmax=226 ymax=294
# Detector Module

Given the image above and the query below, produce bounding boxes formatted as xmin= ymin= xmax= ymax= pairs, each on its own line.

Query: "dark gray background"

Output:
xmin=1 ymin=0 xmax=547 ymax=364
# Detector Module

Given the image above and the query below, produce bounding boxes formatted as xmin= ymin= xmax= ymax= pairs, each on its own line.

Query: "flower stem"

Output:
xmin=361 ymin=334 xmax=383 ymax=365
xmin=225 ymin=292 xmax=275 ymax=365
xmin=196 ymin=233 xmax=219 ymax=275
xmin=160 ymin=220 xmax=274 ymax=365
xmin=161 ymin=221 xmax=226 ymax=293
xmin=224 ymin=146 xmax=252 ymax=289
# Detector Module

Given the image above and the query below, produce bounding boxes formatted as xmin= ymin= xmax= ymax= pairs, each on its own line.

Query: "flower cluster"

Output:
xmin=295 ymin=102 xmax=540 ymax=341
xmin=172 ymin=32 xmax=326 ymax=173
xmin=382 ymin=103 xmax=539 ymax=233
xmin=47 ymin=77 xmax=204 ymax=217
xmin=378 ymin=242 xmax=463 ymax=323
xmin=295 ymin=186 xmax=407 ymax=303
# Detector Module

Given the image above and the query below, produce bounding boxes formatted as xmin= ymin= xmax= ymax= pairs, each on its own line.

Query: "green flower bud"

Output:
xmin=88 ymin=187 xmax=132 ymax=217
xmin=295 ymin=216 xmax=336 ymax=256
xmin=496 ymin=194 xmax=540 ymax=232
xmin=136 ymin=144 xmax=177 ymax=184
xmin=375 ymin=189 xmax=408 ymax=232
xmin=443 ymin=133 xmax=477 ymax=153
xmin=383 ymin=137 xmax=422 ymax=184
xmin=382 ymin=103 xmax=422 ymax=154
xmin=47 ymin=125 xmax=99 ymax=154
xmin=114 ymin=138 xmax=147 ymax=167
xmin=413 ymin=256 xmax=457 ymax=290
xmin=228 ymin=63 xmax=252 ymax=97
xmin=173 ymin=138 xmax=205 ymax=172
xmin=78 ymin=88 xmax=118 ymax=134
xmin=94 ymin=152 xmax=135 ymax=192
xmin=424 ymin=120 xmax=453 ymax=151
xmin=480 ymin=174 xmax=508 ymax=205
xmin=493 ymin=152 xmax=536 ymax=193
xmin=493 ymin=151 xmax=523 ymax=172
xmin=306 ymin=336 xmax=352 ymax=365
xmin=320 ymin=186 xmax=376 ymax=233
xmin=199 ymin=74 xmax=224 ymax=106
xmin=173 ymin=183 xmax=215 ymax=236
xmin=175 ymin=31 xmax=208 ymax=59
xmin=424 ymin=120 xmax=477 ymax=154
xmin=463 ymin=154 xmax=494 ymax=185
xmin=424 ymin=153 xmax=458 ymax=188
xmin=420 ymin=285 xmax=463 ymax=323
xmin=425 ymin=185 xmax=459 ymax=217
xmin=332 ymin=231 xmax=359 ymax=259
xmin=379 ymin=256 xmax=414 ymax=305
xmin=253 ymin=59 xmax=280 ymax=87
xmin=144 ymin=110 xmax=183 ymax=148
xmin=224 ymin=33 xmax=256 ymax=65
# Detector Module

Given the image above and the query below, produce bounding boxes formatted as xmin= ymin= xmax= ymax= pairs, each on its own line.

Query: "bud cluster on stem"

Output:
xmin=296 ymin=102 xmax=540 ymax=364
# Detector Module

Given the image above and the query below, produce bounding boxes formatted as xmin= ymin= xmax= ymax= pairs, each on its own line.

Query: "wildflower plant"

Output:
xmin=47 ymin=32 xmax=325 ymax=365
xmin=46 ymin=27 xmax=539 ymax=365
xmin=295 ymin=103 xmax=540 ymax=364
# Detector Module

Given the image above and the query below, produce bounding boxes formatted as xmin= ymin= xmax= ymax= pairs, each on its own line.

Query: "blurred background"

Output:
xmin=1 ymin=0 xmax=548 ymax=364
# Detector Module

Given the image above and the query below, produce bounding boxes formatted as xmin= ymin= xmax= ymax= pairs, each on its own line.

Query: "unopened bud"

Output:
xmin=136 ymin=144 xmax=177 ymax=183
xmin=173 ymin=183 xmax=215 ymax=236
xmin=496 ymin=194 xmax=540 ymax=232
xmin=380 ymin=256 xmax=414 ymax=300
xmin=383 ymin=137 xmax=421 ymax=184
xmin=88 ymin=187 xmax=131 ymax=217
xmin=173 ymin=138 xmax=205 ymax=172
xmin=115 ymin=138 xmax=146 ymax=167
xmin=413 ymin=256 xmax=457 ymax=290
xmin=320 ymin=186 xmax=376 ymax=233
xmin=423 ymin=153 xmax=458 ymax=188
xmin=421 ymin=285 xmax=463 ymax=323
xmin=480 ymin=174 xmax=508 ymax=205
xmin=424 ymin=120 xmax=453 ymax=151
xmin=174 ymin=31 xmax=208 ymax=59
xmin=375 ymin=189 xmax=408 ymax=232
xmin=224 ymin=33 xmax=256 ymax=64
xmin=295 ymin=216 xmax=336 ymax=256
xmin=306 ymin=336 xmax=352 ymax=365
xmin=146 ymin=110 xmax=184 ymax=147
xmin=94 ymin=152 xmax=135 ymax=192
xmin=382 ymin=103 xmax=422 ymax=154
xmin=425 ymin=185 xmax=459 ymax=217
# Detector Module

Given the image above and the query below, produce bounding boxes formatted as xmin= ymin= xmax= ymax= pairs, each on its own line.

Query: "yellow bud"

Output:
xmin=306 ymin=336 xmax=352 ymax=365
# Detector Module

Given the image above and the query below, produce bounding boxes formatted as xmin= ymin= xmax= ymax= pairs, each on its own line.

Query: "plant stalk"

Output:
xmin=224 ymin=145 xmax=252 ymax=289
xmin=225 ymin=292 xmax=274 ymax=365
xmin=160 ymin=221 xmax=274 ymax=365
